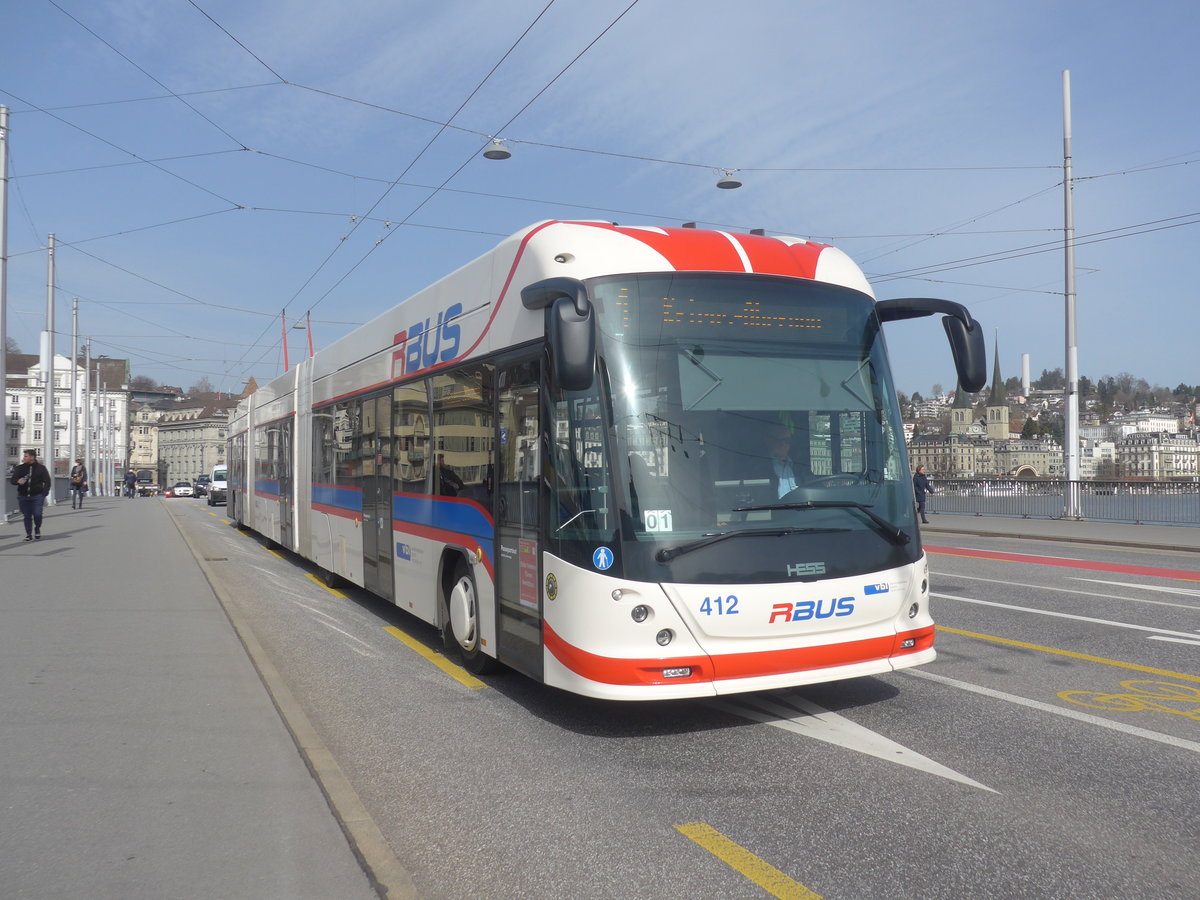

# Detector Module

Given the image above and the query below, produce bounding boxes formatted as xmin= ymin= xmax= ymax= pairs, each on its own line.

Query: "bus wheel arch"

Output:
xmin=441 ymin=553 xmax=497 ymax=675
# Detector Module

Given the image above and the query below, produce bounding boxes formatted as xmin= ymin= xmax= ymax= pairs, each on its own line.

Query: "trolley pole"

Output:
xmin=1062 ymin=71 xmax=1082 ymax=518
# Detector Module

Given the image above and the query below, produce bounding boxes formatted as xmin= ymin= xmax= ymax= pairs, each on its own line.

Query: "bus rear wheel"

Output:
xmin=445 ymin=559 xmax=497 ymax=675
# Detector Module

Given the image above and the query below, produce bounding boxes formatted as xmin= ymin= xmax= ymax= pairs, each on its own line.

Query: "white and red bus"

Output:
xmin=228 ymin=220 xmax=984 ymax=700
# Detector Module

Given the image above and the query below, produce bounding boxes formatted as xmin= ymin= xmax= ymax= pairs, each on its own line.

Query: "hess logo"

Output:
xmin=769 ymin=597 xmax=854 ymax=623
xmin=392 ymin=302 xmax=463 ymax=378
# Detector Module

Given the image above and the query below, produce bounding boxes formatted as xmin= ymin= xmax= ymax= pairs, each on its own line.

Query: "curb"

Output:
xmin=164 ymin=503 xmax=421 ymax=900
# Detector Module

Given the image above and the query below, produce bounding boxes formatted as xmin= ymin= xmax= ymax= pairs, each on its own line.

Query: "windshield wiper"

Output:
xmin=733 ymin=500 xmax=911 ymax=546
xmin=655 ymin=526 xmax=842 ymax=563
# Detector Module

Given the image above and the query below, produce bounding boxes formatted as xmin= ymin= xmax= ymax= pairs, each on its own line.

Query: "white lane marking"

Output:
xmin=1147 ymin=636 xmax=1200 ymax=647
xmin=905 ymin=669 xmax=1200 ymax=755
xmin=933 ymin=592 xmax=1200 ymax=640
xmin=936 ymin=572 xmax=1200 ymax=611
xmin=711 ymin=693 xmax=995 ymax=793
xmin=1070 ymin=578 xmax=1200 ymax=600
xmin=312 ymin=617 xmax=378 ymax=657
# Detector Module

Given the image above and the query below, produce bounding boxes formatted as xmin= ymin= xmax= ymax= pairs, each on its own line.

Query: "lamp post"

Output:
xmin=1062 ymin=70 xmax=1082 ymax=518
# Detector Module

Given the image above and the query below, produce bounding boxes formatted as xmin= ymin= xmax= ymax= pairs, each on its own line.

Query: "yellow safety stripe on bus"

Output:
xmin=384 ymin=626 xmax=487 ymax=690
xmin=674 ymin=822 xmax=822 ymax=899
xmin=939 ymin=626 xmax=1200 ymax=683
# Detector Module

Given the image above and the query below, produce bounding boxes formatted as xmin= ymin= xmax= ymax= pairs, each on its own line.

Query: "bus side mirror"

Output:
xmin=549 ymin=295 xmax=596 ymax=391
xmin=522 ymin=277 xmax=596 ymax=391
xmin=942 ymin=314 xmax=986 ymax=393
xmin=876 ymin=297 xmax=987 ymax=393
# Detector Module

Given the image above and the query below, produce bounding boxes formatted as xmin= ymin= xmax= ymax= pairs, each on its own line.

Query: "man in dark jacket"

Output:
xmin=912 ymin=464 xmax=934 ymax=524
xmin=11 ymin=448 xmax=53 ymax=541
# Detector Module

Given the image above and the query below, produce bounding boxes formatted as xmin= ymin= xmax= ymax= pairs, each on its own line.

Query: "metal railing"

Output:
xmin=929 ymin=479 xmax=1200 ymax=526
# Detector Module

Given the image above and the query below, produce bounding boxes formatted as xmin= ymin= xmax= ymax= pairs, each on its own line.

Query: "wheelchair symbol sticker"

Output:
xmin=592 ymin=546 xmax=614 ymax=570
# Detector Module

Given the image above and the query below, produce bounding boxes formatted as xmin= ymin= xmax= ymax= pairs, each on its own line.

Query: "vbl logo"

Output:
xmin=769 ymin=597 xmax=854 ymax=623
xmin=392 ymin=302 xmax=463 ymax=379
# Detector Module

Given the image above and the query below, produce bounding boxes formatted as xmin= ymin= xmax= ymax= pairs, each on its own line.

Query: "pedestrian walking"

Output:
xmin=11 ymin=448 xmax=52 ymax=541
xmin=124 ymin=469 xmax=137 ymax=499
xmin=69 ymin=457 xmax=89 ymax=509
xmin=912 ymin=464 xmax=934 ymax=524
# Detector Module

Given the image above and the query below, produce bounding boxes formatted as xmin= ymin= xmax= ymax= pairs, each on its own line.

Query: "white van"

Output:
xmin=207 ymin=464 xmax=228 ymax=506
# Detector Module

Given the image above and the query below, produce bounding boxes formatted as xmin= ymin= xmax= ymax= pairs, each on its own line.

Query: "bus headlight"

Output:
xmin=631 ymin=605 xmax=650 ymax=623
xmin=656 ymin=629 xmax=674 ymax=646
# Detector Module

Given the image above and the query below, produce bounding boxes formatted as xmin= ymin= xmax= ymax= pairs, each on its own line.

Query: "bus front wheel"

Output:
xmin=445 ymin=559 xmax=497 ymax=675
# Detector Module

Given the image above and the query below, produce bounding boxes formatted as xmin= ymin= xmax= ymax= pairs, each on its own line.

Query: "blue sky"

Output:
xmin=3 ymin=0 xmax=1197 ymax=397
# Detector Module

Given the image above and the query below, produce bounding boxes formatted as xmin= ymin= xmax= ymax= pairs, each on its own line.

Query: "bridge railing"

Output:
xmin=928 ymin=479 xmax=1200 ymax=525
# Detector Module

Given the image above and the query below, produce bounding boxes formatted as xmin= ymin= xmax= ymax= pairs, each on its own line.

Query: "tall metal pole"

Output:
xmin=84 ymin=338 xmax=92 ymax=489
xmin=101 ymin=380 xmax=109 ymax=496
xmin=1062 ymin=70 xmax=1081 ymax=518
xmin=1 ymin=106 xmax=10 ymax=524
xmin=42 ymin=233 xmax=56 ymax=504
xmin=69 ymin=298 xmax=78 ymax=474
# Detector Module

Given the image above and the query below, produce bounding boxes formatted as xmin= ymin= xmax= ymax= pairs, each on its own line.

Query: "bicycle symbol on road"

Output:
xmin=1058 ymin=680 xmax=1200 ymax=722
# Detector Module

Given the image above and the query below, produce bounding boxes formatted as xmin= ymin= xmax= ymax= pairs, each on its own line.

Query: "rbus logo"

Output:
xmin=769 ymin=597 xmax=854 ymax=623
xmin=392 ymin=302 xmax=463 ymax=379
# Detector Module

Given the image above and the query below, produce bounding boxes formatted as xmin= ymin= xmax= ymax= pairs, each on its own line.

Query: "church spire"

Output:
xmin=989 ymin=334 xmax=1006 ymax=405
xmin=985 ymin=334 xmax=1010 ymax=440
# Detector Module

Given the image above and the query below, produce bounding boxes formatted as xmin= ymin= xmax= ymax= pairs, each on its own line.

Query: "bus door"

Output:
xmin=277 ymin=418 xmax=295 ymax=549
xmin=362 ymin=393 xmax=395 ymax=601
xmin=494 ymin=355 xmax=543 ymax=679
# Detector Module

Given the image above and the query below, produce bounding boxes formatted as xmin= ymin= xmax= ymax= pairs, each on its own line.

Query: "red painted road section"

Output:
xmin=925 ymin=545 xmax=1200 ymax=582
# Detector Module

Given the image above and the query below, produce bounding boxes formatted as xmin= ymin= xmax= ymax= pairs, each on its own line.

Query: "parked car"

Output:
xmin=171 ymin=481 xmax=194 ymax=498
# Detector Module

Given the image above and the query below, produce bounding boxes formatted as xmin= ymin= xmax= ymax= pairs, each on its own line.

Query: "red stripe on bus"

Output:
xmin=925 ymin=545 xmax=1200 ymax=582
xmin=582 ymin=224 xmax=747 ymax=271
xmin=727 ymin=232 xmax=826 ymax=278
xmin=393 ymin=521 xmax=495 ymax=581
xmin=543 ymin=623 xmax=934 ymax=687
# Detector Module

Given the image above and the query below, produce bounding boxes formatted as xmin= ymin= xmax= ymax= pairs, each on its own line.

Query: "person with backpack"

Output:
xmin=11 ymin=448 xmax=53 ymax=541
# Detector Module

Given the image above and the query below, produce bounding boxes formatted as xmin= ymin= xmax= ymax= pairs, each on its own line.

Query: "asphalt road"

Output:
xmin=163 ymin=500 xmax=1200 ymax=900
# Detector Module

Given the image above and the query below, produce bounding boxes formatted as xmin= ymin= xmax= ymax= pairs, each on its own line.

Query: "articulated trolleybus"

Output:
xmin=229 ymin=221 xmax=985 ymax=700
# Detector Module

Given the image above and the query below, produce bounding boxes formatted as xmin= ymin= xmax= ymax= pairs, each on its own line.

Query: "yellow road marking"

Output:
xmin=304 ymin=572 xmax=349 ymax=599
xmin=939 ymin=626 xmax=1200 ymax=683
xmin=263 ymin=546 xmax=285 ymax=559
xmin=383 ymin=626 xmax=487 ymax=690
xmin=674 ymin=822 xmax=822 ymax=899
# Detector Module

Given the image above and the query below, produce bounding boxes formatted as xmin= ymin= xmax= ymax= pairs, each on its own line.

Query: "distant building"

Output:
xmin=5 ymin=353 xmax=130 ymax=477
xmin=157 ymin=399 xmax=237 ymax=484
xmin=1118 ymin=432 xmax=1199 ymax=479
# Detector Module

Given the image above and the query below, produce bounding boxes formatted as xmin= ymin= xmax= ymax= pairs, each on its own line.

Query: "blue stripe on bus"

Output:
xmin=313 ymin=483 xmax=363 ymax=512
xmin=255 ymin=479 xmax=280 ymax=497
xmin=395 ymin=494 xmax=494 ymax=542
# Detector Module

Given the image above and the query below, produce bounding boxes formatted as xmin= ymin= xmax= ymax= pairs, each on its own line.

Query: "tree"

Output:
xmin=129 ymin=375 xmax=157 ymax=391
xmin=188 ymin=376 xmax=215 ymax=395
xmin=1035 ymin=368 xmax=1065 ymax=390
xmin=4 ymin=336 xmax=20 ymax=353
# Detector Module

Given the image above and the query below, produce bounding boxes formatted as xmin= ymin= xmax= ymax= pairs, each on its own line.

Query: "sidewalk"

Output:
xmin=921 ymin=512 xmax=1200 ymax=553
xmin=0 ymin=496 xmax=377 ymax=900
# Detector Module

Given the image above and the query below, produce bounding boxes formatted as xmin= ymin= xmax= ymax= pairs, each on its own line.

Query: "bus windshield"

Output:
xmin=578 ymin=272 xmax=919 ymax=584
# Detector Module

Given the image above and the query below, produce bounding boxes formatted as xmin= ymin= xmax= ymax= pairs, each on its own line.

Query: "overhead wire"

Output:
xmin=45 ymin=0 xmax=248 ymax=148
